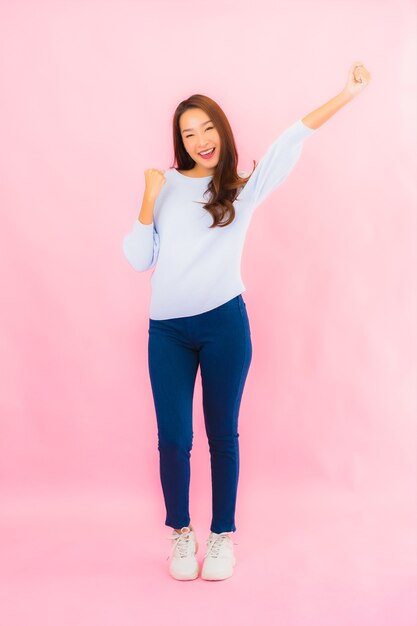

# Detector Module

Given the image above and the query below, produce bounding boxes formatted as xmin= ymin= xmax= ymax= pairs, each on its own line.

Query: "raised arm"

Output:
xmin=302 ymin=62 xmax=371 ymax=129
xmin=238 ymin=62 xmax=371 ymax=211
xmin=123 ymin=170 xmax=166 ymax=272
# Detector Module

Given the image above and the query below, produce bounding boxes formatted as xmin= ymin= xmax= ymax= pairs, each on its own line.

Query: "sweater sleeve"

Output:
xmin=237 ymin=119 xmax=317 ymax=211
xmin=122 ymin=217 xmax=160 ymax=272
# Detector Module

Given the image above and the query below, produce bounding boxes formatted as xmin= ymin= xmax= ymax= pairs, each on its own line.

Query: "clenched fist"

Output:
xmin=343 ymin=62 xmax=371 ymax=97
xmin=144 ymin=168 xmax=166 ymax=200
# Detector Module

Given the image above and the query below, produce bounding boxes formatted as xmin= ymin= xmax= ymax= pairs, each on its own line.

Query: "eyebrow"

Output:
xmin=181 ymin=120 xmax=213 ymax=133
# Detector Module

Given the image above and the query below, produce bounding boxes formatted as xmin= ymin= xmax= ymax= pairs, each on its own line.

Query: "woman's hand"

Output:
xmin=144 ymin=168 xmax=166 ymax=201
xmin=343 ymin=62 xmax=372 ymax=98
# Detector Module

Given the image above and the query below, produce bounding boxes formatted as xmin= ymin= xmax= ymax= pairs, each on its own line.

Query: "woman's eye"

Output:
xmin=185 ymin=126 xmax=214 ymax=139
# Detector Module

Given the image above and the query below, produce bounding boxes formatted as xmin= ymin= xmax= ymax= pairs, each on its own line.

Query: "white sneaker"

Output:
xmin=201 ymin=531 xmax=238 ymax=581
xmin=166 ymin=526 xmax=199 ymax=580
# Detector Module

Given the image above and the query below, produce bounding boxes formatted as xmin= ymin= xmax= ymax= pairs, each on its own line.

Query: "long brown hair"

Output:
xmin=170 ymin=94 xmax=256 ymax=228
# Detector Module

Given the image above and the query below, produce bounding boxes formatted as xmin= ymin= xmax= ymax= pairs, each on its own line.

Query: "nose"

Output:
xmin=197 ymin=134 xmax=212 ymax=147
xmin=197 ymin=140 xmax=213 ymax=150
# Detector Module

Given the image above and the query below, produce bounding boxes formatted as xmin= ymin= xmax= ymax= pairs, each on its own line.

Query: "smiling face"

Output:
xmin=179 ymin=108 xmax=221 ymax=176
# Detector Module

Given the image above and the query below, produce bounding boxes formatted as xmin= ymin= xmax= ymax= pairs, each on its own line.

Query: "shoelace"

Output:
xmin=166 ymin=529 xmax=194 ymax=561
xmin=204 ymin=533 xmax=239 ymax=559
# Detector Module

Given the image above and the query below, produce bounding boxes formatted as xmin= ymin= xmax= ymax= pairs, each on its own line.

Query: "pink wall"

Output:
xmin=0 ymin=1 xmax=415 ymax=624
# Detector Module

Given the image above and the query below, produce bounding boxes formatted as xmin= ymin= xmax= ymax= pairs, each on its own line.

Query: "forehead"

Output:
xmin=179 ymin=109 xmax=210 ymax=130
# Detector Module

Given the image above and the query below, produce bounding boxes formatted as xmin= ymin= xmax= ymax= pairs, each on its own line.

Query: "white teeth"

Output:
xmin=199 ymin=148 xmax=214 ymax=155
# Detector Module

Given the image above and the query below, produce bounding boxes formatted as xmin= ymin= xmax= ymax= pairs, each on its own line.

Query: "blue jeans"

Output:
xmin=147 ymin=294 xmax=252 ymax=533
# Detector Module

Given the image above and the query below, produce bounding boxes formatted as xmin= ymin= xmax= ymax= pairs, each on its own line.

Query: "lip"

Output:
xmin=198 ymin=148 xmax=215 ymax=155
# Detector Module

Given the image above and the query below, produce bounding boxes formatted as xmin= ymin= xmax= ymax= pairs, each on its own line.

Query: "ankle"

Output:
xmin=174 ymin=524 xmax=193 ymax=533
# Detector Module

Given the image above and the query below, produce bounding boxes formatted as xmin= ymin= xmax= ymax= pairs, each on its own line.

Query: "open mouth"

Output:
xmin=198 ymin=147 xmax=216 ymax=160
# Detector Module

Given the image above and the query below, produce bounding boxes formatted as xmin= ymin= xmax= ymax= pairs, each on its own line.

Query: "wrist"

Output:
xmin=340 ymin=87 xmax=356 ymax=103
xmin=143 ymin=191 xmax=157 ymax=204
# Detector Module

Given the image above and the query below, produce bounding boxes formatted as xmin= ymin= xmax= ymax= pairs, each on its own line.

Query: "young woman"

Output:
xmin=123 ymin=63 xmax=371 ymax=582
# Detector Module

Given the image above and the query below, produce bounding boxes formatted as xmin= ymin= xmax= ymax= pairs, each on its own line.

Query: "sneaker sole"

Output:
xmin=170 ymin=566 xmax=199 ymax=581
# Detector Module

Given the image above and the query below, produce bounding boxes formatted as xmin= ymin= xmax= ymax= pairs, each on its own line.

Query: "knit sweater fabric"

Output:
xmin=123 ymin=118 xmax=317 ymax=320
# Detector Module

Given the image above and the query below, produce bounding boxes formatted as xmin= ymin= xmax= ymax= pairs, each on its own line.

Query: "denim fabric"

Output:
xmin=147 ymin=294 xmax=252 ymax=533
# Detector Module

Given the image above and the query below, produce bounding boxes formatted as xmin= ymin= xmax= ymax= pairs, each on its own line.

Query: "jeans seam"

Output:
xmin=232 ymin=298 xmax=251 ymax=420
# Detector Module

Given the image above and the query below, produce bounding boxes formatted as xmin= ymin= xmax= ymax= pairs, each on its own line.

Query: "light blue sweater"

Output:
xmin=123 ymin=119 xmax=317 ymax=320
